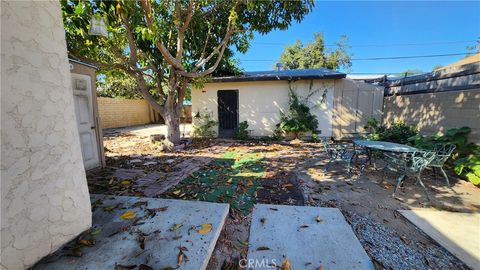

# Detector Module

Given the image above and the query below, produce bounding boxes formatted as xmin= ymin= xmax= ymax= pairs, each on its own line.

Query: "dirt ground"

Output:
xmin=86 ymin=127 xmax=480 ymax=269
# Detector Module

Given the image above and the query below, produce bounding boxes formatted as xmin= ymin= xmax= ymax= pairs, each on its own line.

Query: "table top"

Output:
xmin=353 ymin=139 xmax=418 ymax=153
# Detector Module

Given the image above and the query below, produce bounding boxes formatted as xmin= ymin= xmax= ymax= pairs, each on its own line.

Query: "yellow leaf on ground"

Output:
xmin=227 ymin=178 xmax=233 ymax=183
xmin=172 ymin=190 xmax=181 ymax=195
xmin=120 ymin=180 xmax=131 ymax=186
xmin=196 ymin=223 xmax=212 ymax=234
xmin=170 ymin=223 xmax=183 ymax=231
xmin=120 ymin=211 xmax=136 ymax=220
xmin=283 ymin=258 xmax=291 ymax=270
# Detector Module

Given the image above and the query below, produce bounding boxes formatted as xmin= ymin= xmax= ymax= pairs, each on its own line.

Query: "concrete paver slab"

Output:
xmin=247 ymin=204 xmax=374 ymax=270
xmin=399 ymin=209 xmax=480 ymax=270
xmin=34 ymin=195 xmax=229 ymax=270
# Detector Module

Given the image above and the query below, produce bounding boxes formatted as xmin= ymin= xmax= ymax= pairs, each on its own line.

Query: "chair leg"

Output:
xmin=432 ymin=167 xmax=437 ymax=181
xmin=393 ymin=175 xmax=406 ymax=197
xmin=439 ymin=167 xmax=450 ymax=188
xmin=324 ymin=159 xmax=332 ymax=172
xmin=416 ymin=175 xmax=431 ymax=201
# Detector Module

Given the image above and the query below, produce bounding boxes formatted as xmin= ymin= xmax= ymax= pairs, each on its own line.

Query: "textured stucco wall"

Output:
xmin=192 ymin=80 xmax=335 ymax=137
xmin=1 ymin=1 xmax=92 ymax=269
xmin=97 ymin=97 xmax=152 ymax=129
xmin=383 ymin=89 xmax=480 ymax=143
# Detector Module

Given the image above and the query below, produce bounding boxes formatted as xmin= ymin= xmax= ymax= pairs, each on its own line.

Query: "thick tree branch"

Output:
xmin=140 ymin=0 xmax=185 ymax=71
xmin=179 ymin=28 xmax=233 ymax=78
xmin=176 ymin=0 xmax=195 ymax=61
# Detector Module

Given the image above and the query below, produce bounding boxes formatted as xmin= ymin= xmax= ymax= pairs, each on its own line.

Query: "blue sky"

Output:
xmin=234 ymin=1 xmax=480 ymax=74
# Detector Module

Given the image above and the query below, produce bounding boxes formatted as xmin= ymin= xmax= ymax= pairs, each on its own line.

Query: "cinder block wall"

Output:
xmin=1 ymin=1 xmax=92 ymax=268
xmin=383 ymin=89 xmax=480 ymax=143
xmin=98 ymin=97 xmax=152 ymax=129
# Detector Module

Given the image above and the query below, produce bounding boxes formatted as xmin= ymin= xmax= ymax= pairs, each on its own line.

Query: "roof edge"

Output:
xmin=210 ymin=73 xmax=346 ymax=83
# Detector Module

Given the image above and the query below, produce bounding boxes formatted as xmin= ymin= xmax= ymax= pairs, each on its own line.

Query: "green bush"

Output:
xmin=408 ymin=127 xmax=480 ymax=185
xmin=234 ymin=121 xmax=250 ymax=140
xmin=364 ymin=119 xmax=418 ymax=144
xmin=276 ymin=90 xmax=318 ymax=139
xmin=192 ymin=110 xmax=217 ymax=138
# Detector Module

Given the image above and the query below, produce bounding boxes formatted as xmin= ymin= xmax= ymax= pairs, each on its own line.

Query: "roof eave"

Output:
xmin=210 ymin=74 xmax=346 ymax=83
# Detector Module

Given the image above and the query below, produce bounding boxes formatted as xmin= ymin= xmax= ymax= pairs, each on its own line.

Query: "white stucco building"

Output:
xmin=192 ymin=69 xmax=384 ymax=139
xmin=1 ymin=1 xmax=92 ymax=269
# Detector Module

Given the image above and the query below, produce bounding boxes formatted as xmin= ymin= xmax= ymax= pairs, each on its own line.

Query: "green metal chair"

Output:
xmin=427 ymin=143 xmax=456 ymax=187
xmin=381 ymin=150 xmax=436 ymax=201
xmin=320 ymin=138 xmax=354 ymax=174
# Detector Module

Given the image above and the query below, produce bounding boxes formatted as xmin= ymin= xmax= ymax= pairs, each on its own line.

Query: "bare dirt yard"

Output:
xmin=85 ymin=126 xmax=479 ymax=270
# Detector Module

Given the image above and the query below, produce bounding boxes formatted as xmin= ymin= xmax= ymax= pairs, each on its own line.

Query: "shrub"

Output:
xmin=277 ymin=90 xmax=318 ymax=139
xmin=192 ymin=110 xmax=217 ymax=138
xmin=234 ymin=121 xmax=250 ymax=140
xmin=364 ymin=119 xmax=417 ymax=144
xmin=408 ymin=127 xmax=480 ymax=185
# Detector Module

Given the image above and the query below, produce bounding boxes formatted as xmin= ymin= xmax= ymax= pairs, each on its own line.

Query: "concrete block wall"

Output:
xmin=98 ymin=97 xmax=152 ymax=129
xmin=1 ymin=1 xmax=92 ymax=269
xmin=383 ymin=89 xmax=480 ymax=143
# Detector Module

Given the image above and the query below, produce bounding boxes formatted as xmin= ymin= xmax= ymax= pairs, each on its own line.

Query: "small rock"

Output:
xmin=166 ymin=159 xmax=175 ymax=164
xmin=130 ymin=159 xmax=142 ymax=163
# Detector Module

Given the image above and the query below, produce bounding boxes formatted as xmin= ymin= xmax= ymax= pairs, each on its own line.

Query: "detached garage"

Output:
xmin=192 ymin=68 xmax=383 ymax=139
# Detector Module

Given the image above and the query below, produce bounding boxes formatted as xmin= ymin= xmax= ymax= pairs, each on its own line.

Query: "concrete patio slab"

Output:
xmin=33 ymin=195 xmax=229 ymax=270
xmin=247 ymin=204 xmax=374 ymax=270
xmin=399 ymin=209 xmax=480 ymax=270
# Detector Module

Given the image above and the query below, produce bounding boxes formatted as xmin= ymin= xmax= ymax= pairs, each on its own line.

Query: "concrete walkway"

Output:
xmin=34 ymin=195 xmax=228 ymax=270
xmin=400 ymin=209 xmax=480 ymax=270
xmin=247 ymin=204 xmax=374 ymax=270
xmin=105 ymin=124 xmax=193 ymax=138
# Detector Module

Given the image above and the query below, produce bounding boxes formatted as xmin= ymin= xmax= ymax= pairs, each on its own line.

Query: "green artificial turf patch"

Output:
xmin=164 ymin=151 xmax=264 ymax=215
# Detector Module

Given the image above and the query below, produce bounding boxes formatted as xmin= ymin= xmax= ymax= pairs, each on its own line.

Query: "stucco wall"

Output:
xmin=192 ymin=80 xmax=335 ymax=137
xmin=98 ymin=97 xmax=152 ymax=129
xmin=383 ymin=89 xmax=480 ymax=143
xmin=1 ymin=1 xmax=92 ymax=269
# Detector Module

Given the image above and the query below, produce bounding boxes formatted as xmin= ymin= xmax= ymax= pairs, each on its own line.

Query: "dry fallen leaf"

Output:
xmin=195 ymin=223 xmax=212 ymax=234
xmin=78 ymin=239 xmax=95 ymax=246
xmin=120 ymin=211 xmax=136 ymax=220
xmin=172 ymin=190 xmax=181 ymax=195
xmin=282 ymin=258 xmax=291 ymax=270
xmin=177 ymin=250 xmax=184 ymax=267
xmin=316 ymin=265 xmax=324 ymax=270
xmin=256 ymin=246 xmax=270 ymax=251
xmin=170 ymin=223 xmax=183 ymax=232
xmin=120 ymin=180 xmax=131 ymax=186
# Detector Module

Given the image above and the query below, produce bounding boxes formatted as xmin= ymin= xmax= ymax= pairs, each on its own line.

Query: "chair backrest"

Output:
xmin=320 ymin=137 xmax=331 ymax=150
xmin=409 ymin=150 xmax=436 ymax=173
xmin=431 ymin=143 xmax=456 ymax=165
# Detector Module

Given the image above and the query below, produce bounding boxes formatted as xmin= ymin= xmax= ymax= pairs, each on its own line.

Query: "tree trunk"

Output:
xmin=163 ymin=106 xmax=181 ymax=146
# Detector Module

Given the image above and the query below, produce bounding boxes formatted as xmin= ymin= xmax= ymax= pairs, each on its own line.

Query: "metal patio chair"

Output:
xmin=380 ymin=150 xmax=436 ymax=201
xmin=427 ymin=143 xmax=456 ymax=187
xmin=320 ymin=138 xmax=355 ymax=174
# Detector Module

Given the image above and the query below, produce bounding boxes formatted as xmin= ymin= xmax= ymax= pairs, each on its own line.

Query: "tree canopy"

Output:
xmin=278 ymin=32 xmax=351 ymax=70
xmin=61 ymin=0 xmax=314 ymax=144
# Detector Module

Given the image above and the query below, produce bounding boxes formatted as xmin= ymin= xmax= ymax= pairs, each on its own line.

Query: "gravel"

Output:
xmin=348 ymin=211 xmax=469 ymax=270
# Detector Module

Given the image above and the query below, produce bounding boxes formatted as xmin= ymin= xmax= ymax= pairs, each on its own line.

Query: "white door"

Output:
xmin=71 ymin=74 xmax=100 ymax=169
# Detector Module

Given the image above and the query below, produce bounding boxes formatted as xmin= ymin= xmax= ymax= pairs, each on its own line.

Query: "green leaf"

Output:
xmin=74 ymin=2 xmax=85 ymax=15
